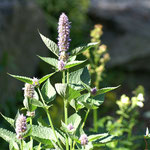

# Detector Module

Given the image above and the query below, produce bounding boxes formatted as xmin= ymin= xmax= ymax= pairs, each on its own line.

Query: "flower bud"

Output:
xmin=15 ymin=114 xmax=27 ymax=139
xmin=58 ymin=60 xmax=65 ymax=71
xmin=22 ymin=83 xmax=34 ymax=98
xmin=67 ymin=123 xmax=74 ymax=131
xmin=91 ymin=87 xmax=97 ymax=95
xmin=79 ymin=134 xmax=88 ymax=146
xmin=26 ymin=111 xmax=35 ymax=117
xmin=32 ymin=77 xmax=39 ymax=87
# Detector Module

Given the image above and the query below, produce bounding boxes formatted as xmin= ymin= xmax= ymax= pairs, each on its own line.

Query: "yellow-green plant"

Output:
xmin=83 ymin=24 xmax=110 ymax=131
xmin=98 ymin=85 xmax=145 ymax=150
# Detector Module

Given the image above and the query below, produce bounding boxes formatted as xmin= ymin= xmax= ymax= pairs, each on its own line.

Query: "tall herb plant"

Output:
xmin=0 ymin=13 xmax=119 ymax=150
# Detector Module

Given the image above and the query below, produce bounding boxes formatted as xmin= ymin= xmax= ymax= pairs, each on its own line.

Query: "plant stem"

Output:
xmin=30 ymin=117 xmax=33 ymax=150
xmin=82 ymin=109 xmax=90 ymax=128
xmin=21 ymin=139 xmax=24 ymax=150
xmin=37 ymin=87 xmax=63 ymax=150
xmin=37 ymin=87 xmax=46 ymax=106
xmin=72 ymin=141 xmax=76 ymax=150
xmin=93 ymin=73 xmax=100 ymax=132
xmin=45 ymin=108 xmax=63 ymax=150
xmin=63 ymin=70 xmax=69 ymax=150
xmin=37 ymin=142 xmax=41 ymax=150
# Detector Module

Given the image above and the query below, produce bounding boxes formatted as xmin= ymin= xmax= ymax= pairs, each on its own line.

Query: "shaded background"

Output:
xmin=0 ymin=0 xmax=150 ymax=149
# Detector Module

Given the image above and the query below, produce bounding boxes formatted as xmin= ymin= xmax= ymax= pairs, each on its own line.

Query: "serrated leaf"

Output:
xmin=1 ymin=113 xmax=14 ymax=127
xmin=70 ymin=99 xmax=84 ymax=112
xmin=38 ymin=56 xmax=58 ymax=69
xmin=41 ymin=79 xmax=56 ymax=103
xmin=37 ymin=117 xmax=49 ymax=127
xmin=22 ymin=141 xmax=32 ymax=150
xmin=85 ymin=94 xmax=105 ymax=109
xmin=9 ymin=140 xmax=19 ymax=150
xmin=29 ymin=98 xmax=44 ymax=107
xmin=68 ymin=56 xmax=76 ymax=62
xmin=39 ymin=72 xmax=56 ymax=84
xmin=96 ymin=86 xmax=120 ymax=95
xmin=8 ymin=73 xmax=33 ymax=84
xmin=68 ymin=113 xmax=81 ymax=130
xmin=71 ymin=93 xmax=90 ymax=111
xmin=39 ymin=32 xmax=59 ymax=57
xmin=88 ymin=133 xmax=109 ymax=142
xmin=71 ymin=42 xmax=99 ymax=56
xmin=0 ymin=128 xmax=18 ymax=143
xmin=31 ymin=125 xmax=65 ymax=145
xmin=55 ymin=84 xmax=80 ymax=102
xmin=65 ymin=60 xmax=87 ymax=69
xmin=69 ymin=67 xmax=90 ymax=91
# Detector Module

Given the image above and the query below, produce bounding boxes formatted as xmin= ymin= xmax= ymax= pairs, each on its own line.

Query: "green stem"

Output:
xmin=37 ymin=87 xmax=46 ymax=106
xmin=70 ymin=139 xmax=72 ymax=150
xmin=72 ymin=141 xmax=76 ymax=150
xmin=37 ymin=142 xmax=41 ymax=150
xmin=21 ymin=139 xmax=24 ymax=150
xmin=82 ymin=109 xmax=90 ymax=128
xmin=30 ymin=117 xmax=33 ymax=150
xmin=93 ymin=74 xmax=100 ymax=132
xmin=63 ymin=70 xmax=69 ymax=150
xmin=45 ymin=109 xmax=63 ymax=150
xmin=37 ymin=87 xmax=63 ymax=150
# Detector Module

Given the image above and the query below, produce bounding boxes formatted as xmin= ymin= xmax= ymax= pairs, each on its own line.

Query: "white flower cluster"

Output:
xmin=131 ymin=93 xmax=144 ymax=108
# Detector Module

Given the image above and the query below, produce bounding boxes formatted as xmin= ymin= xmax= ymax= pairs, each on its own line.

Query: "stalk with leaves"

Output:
xmin=0 ymin=13 xmax=119 ymax=150
xmin=83 ymin=25 xmax=110 ymax=131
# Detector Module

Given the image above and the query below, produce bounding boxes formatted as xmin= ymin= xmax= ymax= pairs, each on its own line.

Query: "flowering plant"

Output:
xmin=0 ymin=13 xmax=119 ymax=150
xmin=97 ymin=86 xmax=145 ymax=149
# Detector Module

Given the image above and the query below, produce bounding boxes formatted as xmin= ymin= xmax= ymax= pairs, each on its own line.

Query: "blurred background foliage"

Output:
xmin=0 ymin=0 xmax=150 ymax=149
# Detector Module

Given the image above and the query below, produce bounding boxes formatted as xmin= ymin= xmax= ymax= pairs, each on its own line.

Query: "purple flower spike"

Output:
xmin=58 ymin=13 xmax=71 ymax=52
xmin=15 ymin=114 xmax=27 ymax=139
xmin=22 ymin=83 xmax=35 ymax=98
xmin=79 ymin=134 xmax=88 ymax=146
xmin=91 ymin=87 xmax=97 ymax=95
xmin=67 ymin=123 xmax=74 ymax=131
xmin=58 ymin=60 xmax=65 ymax=70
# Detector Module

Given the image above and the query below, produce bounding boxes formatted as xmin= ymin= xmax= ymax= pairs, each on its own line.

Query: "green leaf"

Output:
xmin=97 ymin=135 xmax=118 ymax=144
xmin=69 ymin=67 xmax=90 ymax=91
xmin=1 ymin=113 xmax=14 ymax=127
xmin=71 ymin=42 xmax=99 ymax=56
xmin=22 ymin=141 xmax=32 ymax=150
xmin=70 ymin=99 xmax=84 ymax=112
xmin=55 ymin=84 xmax=80 ymax=102
xmin=41 ymin=79 xmax=56 ymax=103
xmin=9 ymin=140 xmax=19 ymax=150
xmin=0 ymin=128 xmax=18 ymax=143
xmin=65 ymin=60 xmax=87 ymax=69
xmin=29 ymin=98 xmax=44 ymax=107
xmin=71 ymin=93 xmax=90 ymax=111
xmin=88 ymin=133 xmax=109 ymax=142
xmin=37 ymin=117 xmax=49 ymax=127
xmin=39 ymin=72 xmax=56 ymax=84
xmin=31 ymin=125 xmax=65 ymax=145
xmin=39 ymin=32 xmax=59 ymax=57
xmin=38 ymin=56 xmax=58 ymax=69
xmin=23 ymin=97 xmax=37 ymax=112
xmin=68 ymin=113 xmax=81 ymax=130
xmin=8 ymin=73 xmax=33 ymax=84
xmin=68 ymin=56 xmax=76 ymax=62
xmin=85 ymin=94 xmax=105 ymax=109
xmin=89 ymin=133 xmax=118 ymax=145
xmin=96 ymin=86 xmax=120 ymax=95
